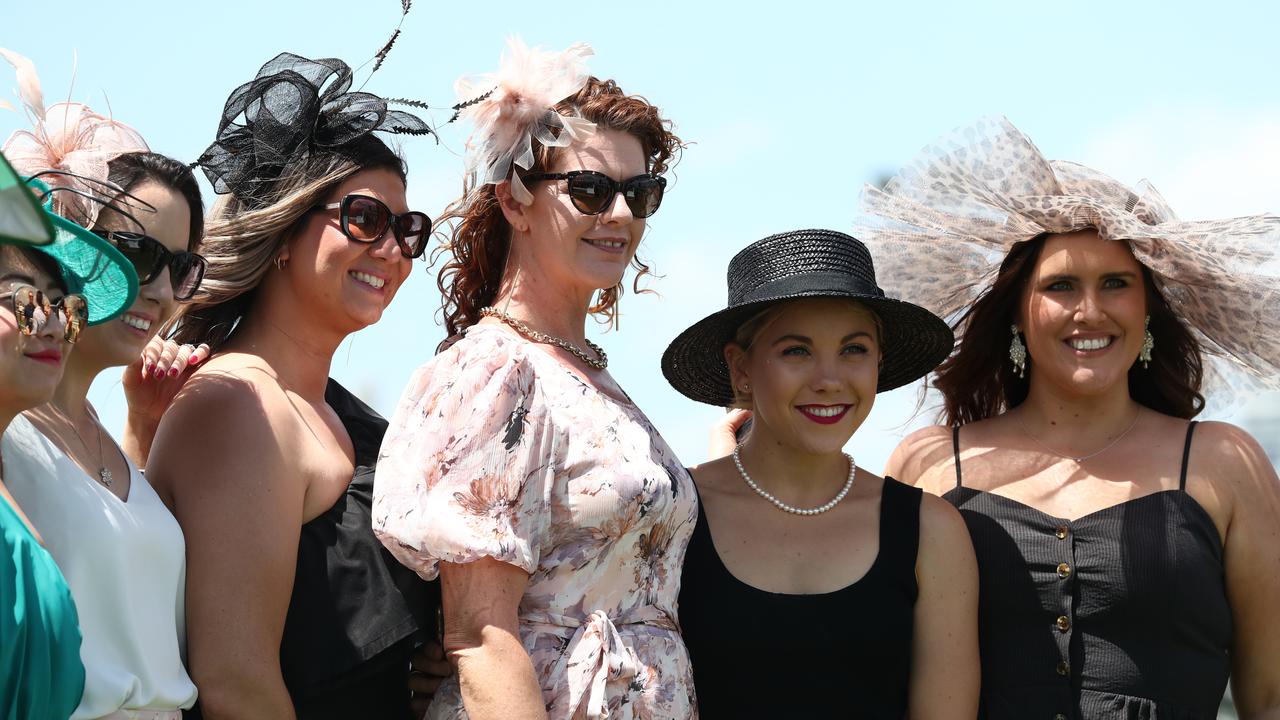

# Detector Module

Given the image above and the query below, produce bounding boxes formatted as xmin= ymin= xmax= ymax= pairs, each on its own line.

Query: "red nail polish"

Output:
xmin=168 ymin=367 xmax=179 ymax=378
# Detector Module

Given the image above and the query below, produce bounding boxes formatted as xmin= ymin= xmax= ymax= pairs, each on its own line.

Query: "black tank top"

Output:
xmin=679 ymin=476 xmax=922 ymax=719
xmin=945 ymin=421 xmax=1231 ymax=720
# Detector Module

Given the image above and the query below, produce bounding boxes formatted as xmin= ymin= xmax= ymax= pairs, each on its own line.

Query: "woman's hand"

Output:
xmin=409 ymin=639 xmax=455 ymax=717
xmin=121 ymin=337 xmax=210 ymax=467
xmin=708 ymin=409 xmax=752 ymax=460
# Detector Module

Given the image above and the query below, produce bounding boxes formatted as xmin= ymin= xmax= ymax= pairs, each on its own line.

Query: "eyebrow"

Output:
xmin=0 ymin=272 xmax=37 ymax=285
xmin=771 ymin=331 xmax=875 ymax=346
xmin=1044 ymin=271 xmax=1139 ymax=282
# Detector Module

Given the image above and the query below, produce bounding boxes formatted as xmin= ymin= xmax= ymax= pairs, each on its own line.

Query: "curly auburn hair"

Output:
xmin=934 ymin=233 xmax=1205 ymax=425
xmin=434 ymin=77 xmax=682 ymax=344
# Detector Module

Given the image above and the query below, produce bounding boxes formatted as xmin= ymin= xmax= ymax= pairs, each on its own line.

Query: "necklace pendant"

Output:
xmin=98 ymin=467 xmax=113 ymax=487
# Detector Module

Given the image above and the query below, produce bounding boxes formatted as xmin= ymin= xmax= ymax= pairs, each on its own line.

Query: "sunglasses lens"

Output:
xmin=566 ymin=173 xmax=615 ymax=215
xmin=624 ymin=176 xmax=664 ymax=218
xmin=13 ymin=286 xmax=40 ymax=335
xmin=172 ymin=254 xmax=207 ymax=300
xmin=62 ymin=295 xmax=87 ymax=344
xmin=345 ymin=197 xmax=390 ymax=241
xmin=396 ymin=213 xmax=430 ymax=258
xmin=106 ymin=232 xmax=164 ymax=283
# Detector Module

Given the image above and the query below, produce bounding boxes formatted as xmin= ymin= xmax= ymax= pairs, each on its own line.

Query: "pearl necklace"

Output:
xmin=480 ymin=307 xmax=608 ymax=370
xmin=732 ymin=444 xmax=856 ymax=516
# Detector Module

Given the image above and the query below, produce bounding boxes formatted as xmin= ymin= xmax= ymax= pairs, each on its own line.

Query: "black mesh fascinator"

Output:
xmin=195 ymin=53 xmax=432 ymax=204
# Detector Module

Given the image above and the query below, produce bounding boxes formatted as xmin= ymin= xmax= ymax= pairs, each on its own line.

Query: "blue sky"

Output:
xmin=3 ymin=0 xmax=1277 ymax=470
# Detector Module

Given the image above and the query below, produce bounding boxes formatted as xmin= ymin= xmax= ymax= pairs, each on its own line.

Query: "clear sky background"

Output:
xmin=3 ymin=0 xmax=1277 ymax=472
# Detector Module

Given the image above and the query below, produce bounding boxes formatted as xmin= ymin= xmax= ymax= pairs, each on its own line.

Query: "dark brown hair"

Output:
xmin=435 ymin=77 xmax=682 ymax=343
xmin=104 ymin=152 xmax=205 ymax=250
xmin=171 ymin=136 xmax=405 ymax=350
xmin=935 ymin=233 xmax=1205 ymax=425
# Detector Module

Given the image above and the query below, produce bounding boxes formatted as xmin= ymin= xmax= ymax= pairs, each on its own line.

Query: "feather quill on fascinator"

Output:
xmin=0 ymin=48 xmax=148 ymax=226
xmin=454 ymin=38 xmax=596 ymax=203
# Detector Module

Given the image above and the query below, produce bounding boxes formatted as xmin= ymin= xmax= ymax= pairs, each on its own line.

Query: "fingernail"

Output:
xmin=169 ymin=367 xmax=180 ymax=378
xmin=190 ymin=356 xmax=203 ymax=366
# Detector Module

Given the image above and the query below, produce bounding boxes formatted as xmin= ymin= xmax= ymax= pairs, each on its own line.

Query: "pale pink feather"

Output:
xmin=0 ymin=48 xmax=46 ymax=124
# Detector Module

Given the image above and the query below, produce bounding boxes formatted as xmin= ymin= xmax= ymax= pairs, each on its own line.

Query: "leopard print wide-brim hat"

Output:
xmin=851 ymin=116 xmax=1280 ymax=415
xmin=661 ymin=228 xmax=955 ymax=407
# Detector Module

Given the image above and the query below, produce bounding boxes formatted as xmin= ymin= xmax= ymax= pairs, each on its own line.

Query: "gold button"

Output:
xmin=1056 ymin=660 xmax=1070 ymax=676
xmin=1055 ymin=615 xmax=1071 ymax=632
xmin=1057 ymin=562 xmax=1072 ymax=579
xmin=1054 ymin=715 xmax=1068 ymax=720
xmin=1055 ymin=526 xmax=1068 ymax=539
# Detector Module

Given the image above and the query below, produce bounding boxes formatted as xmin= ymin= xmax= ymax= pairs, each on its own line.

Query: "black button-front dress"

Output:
xmin=946 ymin=422 xmax=1231 ymax=720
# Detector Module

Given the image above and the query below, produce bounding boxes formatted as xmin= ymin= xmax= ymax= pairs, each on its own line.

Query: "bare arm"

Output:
xmin=908 ymin=493 xmax=981 ymax=718
xmin=148 ymin=374 xmax=302 ymax=719
xmin=440 ymin=557 xmax=547 ymax=720
xmin=1206 ymin=423 xmax=1280 ymax=719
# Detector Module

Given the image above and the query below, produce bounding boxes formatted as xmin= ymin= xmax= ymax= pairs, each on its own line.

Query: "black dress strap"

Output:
xmin=1179 ymin=421 xmax=1199 ymax=491
xmin=951 ymin=425 xmax=963 ymax=490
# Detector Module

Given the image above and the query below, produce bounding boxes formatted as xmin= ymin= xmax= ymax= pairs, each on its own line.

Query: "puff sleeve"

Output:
xmin=373 ymin=330 xmax=555 ymax=580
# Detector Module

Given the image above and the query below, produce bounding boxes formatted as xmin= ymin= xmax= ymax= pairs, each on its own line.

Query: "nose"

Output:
xmin=1074 ymin=288 xmax=1106 ymax=325
xmin=369 ymin=225 xmax=405 ymax=262
xmin=140 ymin=266 xmax=176 ymax=306
xmin=809 ymin=353 xmax=843 ymax=393
xmin=599 ymin=190 xmax=635 ymax=226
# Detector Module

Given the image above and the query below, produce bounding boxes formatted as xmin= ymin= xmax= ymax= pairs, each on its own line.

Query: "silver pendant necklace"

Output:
xmin=732 ymin=444 xmax=855 ymax=516
xmin=57 ymin=404 xmax=113 ymax=487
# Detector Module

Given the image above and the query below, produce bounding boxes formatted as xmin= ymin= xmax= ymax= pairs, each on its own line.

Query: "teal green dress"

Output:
xmin=0 ymin=493 xmax=85 ymax=720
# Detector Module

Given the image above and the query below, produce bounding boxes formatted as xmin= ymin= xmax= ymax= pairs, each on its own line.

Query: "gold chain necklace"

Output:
xmin=1021 ymin=409 xmax=1142 ymax=464
xmin=480 ymin=307 xmax=608 ymax=370
xmin=53 ymin=404 xmax=113 ymax=488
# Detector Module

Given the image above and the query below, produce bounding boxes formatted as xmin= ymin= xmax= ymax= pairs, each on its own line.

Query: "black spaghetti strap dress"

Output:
xmin=945 ymin=421 xmax=1231 ymax=720
xmin=679 ymin=477 xmax=922 ymax=719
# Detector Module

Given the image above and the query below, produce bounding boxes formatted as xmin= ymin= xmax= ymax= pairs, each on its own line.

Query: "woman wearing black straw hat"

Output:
xmin=663 ymin=228 xmax=979 ymax=718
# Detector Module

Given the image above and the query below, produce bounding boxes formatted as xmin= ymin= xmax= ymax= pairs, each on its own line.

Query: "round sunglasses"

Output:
xmin=2 ymin=284 xmax=88 ymax=344
xmin=93 ymin=230 xmax=208 ymax=301
xmin=522 ymin=170 xmax=666 ymax=218
xmin=315 ymin=194 xmax=431 ymax=259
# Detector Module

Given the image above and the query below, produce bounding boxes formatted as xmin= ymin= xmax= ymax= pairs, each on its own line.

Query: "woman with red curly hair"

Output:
xmin=373 ymin=41 xmax=694 ymax=719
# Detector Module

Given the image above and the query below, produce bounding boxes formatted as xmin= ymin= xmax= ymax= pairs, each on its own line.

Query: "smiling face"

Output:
xmin=1019 ymin=229 xmax=1148 ymax=398
xmin=0 ymin=246 xmax=71 ymax=412
xmin=505 ymin=128 xmax=648 ymax=302
xmin=74 ymin=181 xmax=192 ymax=369
xmin=726 ymin=297 xmax=881 ymax=456
xmin=281 ymin=167 xmax=412 ymax=334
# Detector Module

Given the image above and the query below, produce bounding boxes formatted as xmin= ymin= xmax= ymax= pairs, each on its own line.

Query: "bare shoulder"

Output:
xmin=914 ymin=486 xmax=977 ymax=583
xmin=687 ymin=456 xmax=739 ymax=499
xmin=917 ymin=491 xmax=970 ymax=546
xmin=1190 ymin=420 xmax=1280 ymax=502
xmin=886 ymin=424 xmax=956 ymax=494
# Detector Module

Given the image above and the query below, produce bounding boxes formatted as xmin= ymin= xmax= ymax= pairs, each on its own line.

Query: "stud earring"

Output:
xmin=274 ymin=256 xmax=289 ymax=271
xmin=1138 ymin=315 xmax=1154 ymax=369
xmin=739 ymin=383 xmax=751 ymax=393
xmin=1009 ymin=324 xmax=1027 ymax=378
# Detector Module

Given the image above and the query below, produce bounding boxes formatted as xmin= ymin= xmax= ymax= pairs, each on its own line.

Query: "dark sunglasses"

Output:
xmin=2 ymin=284 xmax=88 ymax=344
xmin=316 ymin=194 xmax=431 ymax=259
xmin=93 ymin=231 xmax=207 ymax=301
xmin=523 ymin=170 xmax=666 ymax=218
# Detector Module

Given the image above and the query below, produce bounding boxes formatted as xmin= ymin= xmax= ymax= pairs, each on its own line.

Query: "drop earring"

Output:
xmin=1138 ymin=315 xmax=1154 ymax=369
xmin=1009 ymin=324 xmax=1027 ymax=378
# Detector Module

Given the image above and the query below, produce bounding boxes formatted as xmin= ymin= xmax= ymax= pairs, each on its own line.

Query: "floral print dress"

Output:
xmin=374 ymin=324 xmax=698 ymax=720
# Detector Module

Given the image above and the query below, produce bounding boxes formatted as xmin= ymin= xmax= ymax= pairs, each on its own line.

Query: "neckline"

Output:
xmin=694 ymin=476 xmax=890 ymax=598
xmin=947 ymin=485 xmax=1218 ymax=532
xmin=469 ymin=324 xmax=636 ymax=409
xmin=18 ymin=413 xmax=138 ymax=505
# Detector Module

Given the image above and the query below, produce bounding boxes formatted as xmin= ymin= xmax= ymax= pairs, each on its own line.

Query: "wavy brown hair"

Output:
xmin=435 ymin=77 xmax=682 ymax=343
xmin=170 ymin=136 xmax=405 ymax=350
xmin=935 ymin=233 xmax=1205 ymax=425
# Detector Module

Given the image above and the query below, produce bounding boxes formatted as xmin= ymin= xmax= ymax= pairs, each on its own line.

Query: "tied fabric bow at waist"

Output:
xmin=522 ymin=606 xmax=678 ymax=720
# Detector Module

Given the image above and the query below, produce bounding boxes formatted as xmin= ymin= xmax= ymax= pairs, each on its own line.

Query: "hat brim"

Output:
xmin=661 ymin=290 xmax=955 ymax=407
xmin=0 ymin=152 xmax=55 ymax=247
xmin=32 ymin=212 xmax=138 ymax=325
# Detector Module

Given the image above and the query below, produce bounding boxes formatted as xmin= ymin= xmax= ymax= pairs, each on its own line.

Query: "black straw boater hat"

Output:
xmin=662 ymin=229 xmax=955 ymax=406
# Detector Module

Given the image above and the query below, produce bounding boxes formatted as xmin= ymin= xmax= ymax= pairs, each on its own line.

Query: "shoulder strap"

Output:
xmin=1179 ymin=421 xmax=1198 ymax=491
xmin=951 ymin=425 xmax=963 ymax=490
xmin=878 ymin=478 xmax=924 ymax=580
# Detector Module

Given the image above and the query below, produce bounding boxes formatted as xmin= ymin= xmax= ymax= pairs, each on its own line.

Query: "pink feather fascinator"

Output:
xmin=454 ymin=38 xmax=596 ymax=204
xmin=1 ymin=48 xmax=149 ymax=226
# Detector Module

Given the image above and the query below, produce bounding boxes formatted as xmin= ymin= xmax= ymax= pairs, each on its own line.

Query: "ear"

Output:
xmin=724 ymin=342 xmax=751 ymax=394
xmin=496 ymin=180 xmax=532 ymax=234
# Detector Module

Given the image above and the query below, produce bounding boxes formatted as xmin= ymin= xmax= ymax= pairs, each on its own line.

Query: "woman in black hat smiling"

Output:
xmin=663 ymin=228 xmax=979 ymax=718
